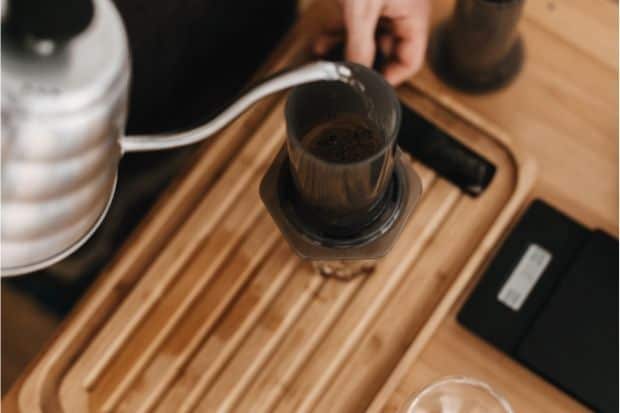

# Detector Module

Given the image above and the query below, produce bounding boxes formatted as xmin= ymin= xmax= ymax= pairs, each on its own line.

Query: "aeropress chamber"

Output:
xmin=260 ymin=63 xmax=422 ymax=280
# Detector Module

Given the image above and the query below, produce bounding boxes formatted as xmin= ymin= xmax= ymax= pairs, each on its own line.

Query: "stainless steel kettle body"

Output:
xmin=1 ymin=0 xmax=353 ymax=276
xmin=2 ymin=0 xmax=128 ymax=275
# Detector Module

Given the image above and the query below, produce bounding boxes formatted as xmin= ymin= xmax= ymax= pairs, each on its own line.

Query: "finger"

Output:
xmin=383 ymin=33 xmax=428 ymax=84
xmin=384 ymin=17 xmax=430 ymax=83
xmin=342 ymin=0 xmax=383 ymax=66
xmin=383 ymin=61 xmax=414 ymax=85
xmin=403 ymin=19 xmax=430 ymax=73
xmin=313 ymin=33 xmax=344 ymax=56
xmin=383 ymin=39 xmax=425 ymax=84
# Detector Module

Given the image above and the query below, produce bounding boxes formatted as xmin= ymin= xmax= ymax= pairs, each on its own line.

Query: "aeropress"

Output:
xmin=261 ymin=63 xmax=422 ymax=280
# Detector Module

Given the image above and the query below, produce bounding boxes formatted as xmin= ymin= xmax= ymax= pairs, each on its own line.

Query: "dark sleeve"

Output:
xmin=113 ymin=0 xmax=297 ymax=134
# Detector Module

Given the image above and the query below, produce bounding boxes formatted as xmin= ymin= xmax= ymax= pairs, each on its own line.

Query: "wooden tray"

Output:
xmin=5 ymin=73 xmax=535 ymax=412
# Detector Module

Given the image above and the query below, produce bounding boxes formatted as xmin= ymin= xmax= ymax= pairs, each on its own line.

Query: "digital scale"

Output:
xmin=459 ymin=200 xmax=618 ymax=413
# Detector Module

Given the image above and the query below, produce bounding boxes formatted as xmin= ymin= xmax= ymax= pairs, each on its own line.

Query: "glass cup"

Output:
xmin=401 ymin=376 xmax=514 ymax=413
xmin=450 ymin=0 xmax=523 ymax=72
xmin=431 ymin=0 xmax=525 ymax=92
xmin=285 ymin=63 xmax=401 ymax=239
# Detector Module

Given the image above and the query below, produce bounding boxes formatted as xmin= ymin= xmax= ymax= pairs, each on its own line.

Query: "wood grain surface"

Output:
xmin=4 ymin=0 xmax=617 ymax=412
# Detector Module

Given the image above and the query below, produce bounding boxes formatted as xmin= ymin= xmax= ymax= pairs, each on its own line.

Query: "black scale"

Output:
xmin=459 ymin=200 xmax=618 ymax=412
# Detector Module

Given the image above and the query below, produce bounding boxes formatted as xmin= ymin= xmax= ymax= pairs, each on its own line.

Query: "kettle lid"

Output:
xmin=2 ymin=0 xmax=129 ymax=113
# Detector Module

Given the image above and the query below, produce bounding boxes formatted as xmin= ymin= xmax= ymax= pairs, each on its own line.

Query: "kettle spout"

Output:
xmin=120 ymin=61 xmax=353 ymax=153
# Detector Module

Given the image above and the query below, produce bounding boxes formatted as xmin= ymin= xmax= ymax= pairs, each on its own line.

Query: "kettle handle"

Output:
xmin=120 ymin=61 xmax=352 ymax=153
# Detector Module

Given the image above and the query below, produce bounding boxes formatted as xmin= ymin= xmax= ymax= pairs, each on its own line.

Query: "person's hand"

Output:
xmin=313 ymin=0 xmax=431 ymax=85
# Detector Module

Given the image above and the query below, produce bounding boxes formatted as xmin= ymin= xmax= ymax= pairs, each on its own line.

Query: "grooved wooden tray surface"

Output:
xmin=7 ymin=74 xmax=535 ymax=412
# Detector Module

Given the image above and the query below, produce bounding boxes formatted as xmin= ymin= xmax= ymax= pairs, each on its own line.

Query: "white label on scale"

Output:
xmin=497 ymin=244 xmax=552 ymax=311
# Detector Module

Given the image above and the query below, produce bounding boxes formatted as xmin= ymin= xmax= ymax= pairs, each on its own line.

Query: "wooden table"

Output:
xmin=5 ymin=0 xmax=617 ymax=412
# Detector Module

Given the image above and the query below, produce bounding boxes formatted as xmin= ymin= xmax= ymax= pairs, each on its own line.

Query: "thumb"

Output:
xmin=342 ymin=0 xmax=381 ymax=67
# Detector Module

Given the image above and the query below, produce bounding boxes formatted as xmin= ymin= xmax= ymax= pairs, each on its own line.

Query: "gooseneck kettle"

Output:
xmin=1 ymin=0 xmax=353 ymax=276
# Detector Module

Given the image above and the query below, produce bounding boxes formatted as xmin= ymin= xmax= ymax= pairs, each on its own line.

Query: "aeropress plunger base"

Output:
xmin=259 ymin=148 xmax=421 ymax=266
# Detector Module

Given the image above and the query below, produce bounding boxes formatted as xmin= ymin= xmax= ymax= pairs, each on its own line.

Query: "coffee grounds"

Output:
xmin=300 ymin=114 xmax=384 ymax=163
